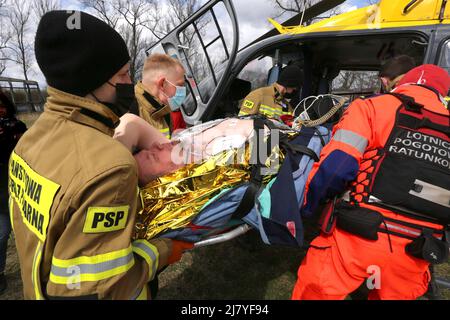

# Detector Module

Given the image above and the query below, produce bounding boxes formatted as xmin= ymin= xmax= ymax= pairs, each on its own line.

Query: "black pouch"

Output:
xmin=405 ymin=229 xmax=449 ymax=264
xmin=336 ymin=204 xmax=383 ymax=240
xmin=318 ymin=197 xmax=338 ymax=235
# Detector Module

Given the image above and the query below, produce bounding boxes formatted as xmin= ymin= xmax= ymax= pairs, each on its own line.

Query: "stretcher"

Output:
xmin=138 ymin=122 xmax=332 ymax=248
xmin=135 ymin=95 xmax=348 ymax=247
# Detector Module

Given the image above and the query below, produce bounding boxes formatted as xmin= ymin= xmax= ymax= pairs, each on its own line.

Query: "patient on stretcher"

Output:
xmin=114 ymin=109 xmax=333 ymax=245
xmin=114 ymin=113 xmax=274 ymax=186
xmin=114 ymin=114 xmax=288 ymax=241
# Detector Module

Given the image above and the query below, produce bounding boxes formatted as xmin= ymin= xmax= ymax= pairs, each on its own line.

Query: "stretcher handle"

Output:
xmin=193 ymin=224 xmax=252 ymax=248
xmin=436 ymin=277 xmax=450 ymax=290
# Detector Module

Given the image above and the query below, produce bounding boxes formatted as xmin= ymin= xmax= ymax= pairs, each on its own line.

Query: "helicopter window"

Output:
xmin=438 ymin=39 xmax=450 ymax=74
xmin=236 ymin=56 xmax=273 ymax=92
xmin=331 ymin=70 xmax=380 ymax=101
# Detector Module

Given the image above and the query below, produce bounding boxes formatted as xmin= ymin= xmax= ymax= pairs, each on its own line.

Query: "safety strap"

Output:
xmin=231 ymin=118 xmax=267 ymax=220
xmin=231 ymin=117 xmax=320 ymax=220
xmin=143 ymin=91 xmax=165 ymax=111
xmin=387 ymin=92 xmax=424 ymax=113
xmin=398 ymin=113 xmax=450 ymax=136
xmin=312 ymin=127 xmax=327 ymax=147
xmin=281 ymin=140 xmax=319 ymax=162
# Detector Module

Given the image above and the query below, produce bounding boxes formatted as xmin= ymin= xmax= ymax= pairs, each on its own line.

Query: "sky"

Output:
xmin=2 ymin=0 xmax=373 ymax=88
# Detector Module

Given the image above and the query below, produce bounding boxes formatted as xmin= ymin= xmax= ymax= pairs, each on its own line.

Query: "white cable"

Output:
xmin=292 ymin=95 xmax=318 ymax=117
xmin=292 ymin=94 xmax=347 ymax=130
xmin=292 ymin=95 xmax=319 ymax=129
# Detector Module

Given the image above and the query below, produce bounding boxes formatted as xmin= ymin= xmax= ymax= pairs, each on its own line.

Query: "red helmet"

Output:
xmin=397 ymin=64 xmax=450 ymax=97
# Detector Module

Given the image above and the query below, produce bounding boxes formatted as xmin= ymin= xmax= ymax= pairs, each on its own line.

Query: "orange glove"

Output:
xmin=167 ymin=240 xmax=194 ymax=265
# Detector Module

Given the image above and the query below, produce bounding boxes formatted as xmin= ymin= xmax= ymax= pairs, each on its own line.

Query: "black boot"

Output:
xmin=0 ymin=273 xmax=7 ymax=295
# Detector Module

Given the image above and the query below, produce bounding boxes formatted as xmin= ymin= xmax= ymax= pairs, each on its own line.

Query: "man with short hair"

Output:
xmin=135 ymin=54 xmax=187 ymax=139
xmin=239 ymin=64 xmax=303 ymax=120
xmin=379 ymin=55 xmax=416 ymax=92
xmin=9 ymin=11 xmax=189 ymax=300
xmin=292 ymin=64 xmax=450 ymax=300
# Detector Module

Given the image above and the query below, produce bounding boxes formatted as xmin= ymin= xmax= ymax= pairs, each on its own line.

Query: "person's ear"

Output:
xmin=157 ymin=76 xmax=166 ymax=89
xmin=380 ymin=77 xmax=390 ymax=91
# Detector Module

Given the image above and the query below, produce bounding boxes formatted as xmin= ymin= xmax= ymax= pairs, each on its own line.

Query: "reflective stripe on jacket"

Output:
xmin=238 ymin=84 xmax=292 ymax=120
xmin=9 ymin=87 xmax=172 ymax=299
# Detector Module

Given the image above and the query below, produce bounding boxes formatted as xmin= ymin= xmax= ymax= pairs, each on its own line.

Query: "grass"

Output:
xmin=2 ymin=112 xmax=448 ymax=300
xmin=157 ymin=230 xmax=307 ymax=300
xmin=2 ymin=226 xmax=448 ymax=300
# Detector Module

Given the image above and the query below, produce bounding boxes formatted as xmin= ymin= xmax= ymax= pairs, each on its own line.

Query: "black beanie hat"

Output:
xmin=35 ymin=10 xmax=130 ymax=97
xmin=277 ymin=65 xmax=303 ymax=89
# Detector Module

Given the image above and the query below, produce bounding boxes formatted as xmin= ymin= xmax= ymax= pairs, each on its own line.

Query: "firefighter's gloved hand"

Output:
xmin=167 ymin=240 xmax=194 ymax=265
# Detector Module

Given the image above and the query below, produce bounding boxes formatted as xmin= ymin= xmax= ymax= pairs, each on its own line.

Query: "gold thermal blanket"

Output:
xmin=135 ymin=142 xmax=283 ymax=240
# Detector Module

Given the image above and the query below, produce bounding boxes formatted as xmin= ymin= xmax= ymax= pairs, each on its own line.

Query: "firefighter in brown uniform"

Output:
xmin=239 ymin=64 xmax=303 ymax=120
xmin=8 ymin=11 xmax=190 ymax=300
xmin=135 ymin=54 xmax=187 ymax=139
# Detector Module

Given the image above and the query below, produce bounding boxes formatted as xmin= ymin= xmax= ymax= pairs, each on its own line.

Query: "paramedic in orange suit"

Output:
xmin=292 ymin=64 xmax=450 ymax=300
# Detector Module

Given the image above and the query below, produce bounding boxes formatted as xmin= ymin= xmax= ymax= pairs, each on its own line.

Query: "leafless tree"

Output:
xmin=0 ymin=0 xmax=6 ymax=17
xmin=0 ymin=0 xmax=10 ymax=75
xmin=272 ymin=0 xmax=320 ymax=23
xmin=154 ymin=0 xmax=212 ymax=81
xmin=81 ymin=0 xmax=159 ymax=82
xmin=4 ymin=0 xmax=34 ymax=81
xmin=80 ymin=0 xmax=120 ymax=29
xmin=112 ymin=0 xmax=158 ymax=82
xmin=274 ymin=0 xmax=316 ymax=15
xmin=159 ymin=0 xmax=203 ymax=37
xmin=33 ymin=0 xmax=60 ymax=19
xmin=81 ymin=0 xmax=212 ymax=82
xmin=332 ymin=70 xmax=380 ymax=94
xmin=271 ymin=0 xmax=366 ymax=25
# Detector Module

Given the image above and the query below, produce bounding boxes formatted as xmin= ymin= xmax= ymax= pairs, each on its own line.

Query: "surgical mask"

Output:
xmin=163 ymin=79 xmax=187 ymax=111
xmin=96 ymin=82 xmax=138 ymax=117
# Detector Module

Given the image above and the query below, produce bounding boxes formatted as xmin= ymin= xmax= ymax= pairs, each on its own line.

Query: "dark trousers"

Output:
xmin=0 ymin=214 xmax=11 ymax=273
xmin=0 ymin=163 xmax=11 ymax=273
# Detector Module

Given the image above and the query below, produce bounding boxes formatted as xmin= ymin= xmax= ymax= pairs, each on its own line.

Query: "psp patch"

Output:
xmin=83 ymin=206 xmax=129 ymax=233
xmin=243 ymin=100 xmax=255 ymax=109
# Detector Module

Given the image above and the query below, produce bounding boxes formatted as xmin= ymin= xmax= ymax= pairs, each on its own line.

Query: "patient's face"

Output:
xmin=134 ymin=143 xmax=181 ymax=186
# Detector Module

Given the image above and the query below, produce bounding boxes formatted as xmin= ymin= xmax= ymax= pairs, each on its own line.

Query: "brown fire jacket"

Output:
xmin=135 ymin=82 xmax=171 ymax=139
xmin=238 ymin=84 xmax=293 ymax=120
xmin=8 ymin=86 xmax=171 ymax=300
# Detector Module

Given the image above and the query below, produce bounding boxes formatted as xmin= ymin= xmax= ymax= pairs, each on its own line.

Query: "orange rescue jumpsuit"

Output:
xmin=292 ymin=84 xmax=448 ymax=300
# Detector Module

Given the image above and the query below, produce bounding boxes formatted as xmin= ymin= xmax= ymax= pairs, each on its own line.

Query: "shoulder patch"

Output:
xmin=83 ymin=206 xmax=129 ymax=233
xmin=243 ymin=100 xmax=255 ymax=109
